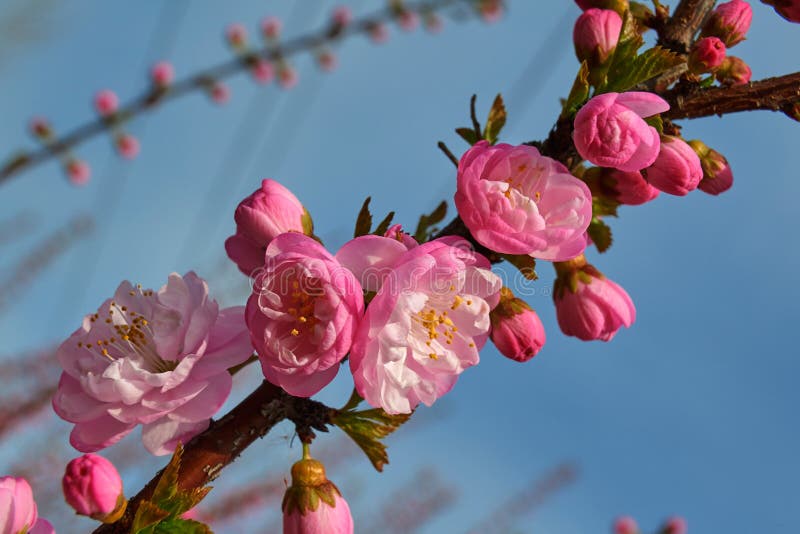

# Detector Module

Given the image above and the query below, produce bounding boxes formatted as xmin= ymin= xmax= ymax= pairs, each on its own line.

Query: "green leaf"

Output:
xmin=413 ymin=201 xmax=448 ymax=242
xmin=353 ymin=197 xmax=373 ymax=237
xmin=588 ymin=218 xmax=613 ymax=253
xmin=483 ymin=94 xmax=507 ymax=144
xmin=132 ymin=501 xmax=171 ymax=534
xmin=501 ymin=254 xmax=538 ymax=280
xmin=154 ymin=519 xmax=214 ymax=534
xmin=601 ymin=38 xmax=683 ymax=93
xmin=373 ymin=211 xmax=395 ymax=236
xmin=592 ymin=195 xmax=620 ymax=218
xmin=455 ymin=127 xmax=479 ymax=146
xmin=561 ymin=61 xmax=591 ymax=118
xmin=152 ymin=444 xmax=183 ymax=505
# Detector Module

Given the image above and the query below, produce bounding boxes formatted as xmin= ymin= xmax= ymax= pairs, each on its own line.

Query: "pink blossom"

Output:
xmin=479 ymin=0 xmax=504 ymax=22
xmin=53 ymin=272 xmax=252 ymax=455
xmin=573 ymin=92 xmax=670 ymax=172
xmin=0 ymin=477 xmax=54 ymax=534
xmin=455 ymin=141 xmax=592 ymax=261
xmin=67 ymin=159 xmax=91 ymax=186
xmin=688 ymin=37 xmax=726 ymax=74
xmin=29 ymin=117 xmax=51 ymax=138
xmin=278 ymin=65 xmax=299 ymax=89
xmin=94 ymin=89 xmax=119 ymax=116
xmin=554 ymin=255 xmax=635 ymax=341
xmin=398 ymin=10 xmax=420 ymax=32
xmin=663 ymin=516 xmax=688 ymax=534
xmin=226 ymin=23 xmax=247 ymax=48
xmin=283 ymin=458 xmax=353 ymax=534
xmin=261 ymin=16 xmax=282 ymax=40
xmin=613 ymin=515 xmax=639 ymax=534
xmin=224 ymin=179 xmax=311 ymax=276
xmin=150 ymin=61 xmax=174 ymax=86
xmin=383 ymin=224 xmax=418 ymax=250
xmin=689 ymin=140 xmax=734 ymax=195
xmin=584 ymin=167 xmax=659 ymax=205
xmin=701 ymin=0 xmax=752 ymax=46
xmin=763 ymin=0 xmax=800 ymax=23
xmin=716 ymin=55 xmax=751 ymax=85
xmin=62 ymin=454 xmax=125 ymax=521
xmin=573 ymin=8 xmax=622 ymax=66
xmin=210 ymin=82 xmax=231 ymax=104
xmin=369 ymin=22 xmax=390 ymax=43
xmin=644 ymin=136 xmax=703 ymax=196
xmin=246 ymin=233 xmax=364 ymax=397
xmin=338 ymin=236 xmax=502 ymax=414
xmin=251 ymin=60 xmax=275 ymax=84
xmin=317 ymin=50 xmax=339 ymax=72
xmin=490 ymin=288 xmax=546 ymax=362
xmin=284 ymin=493 xmax=353 ymax=534
xmin=332 ymin=6 xmax=353 ymax=27
xmin=116 ymin=134 xmax=140 ymax=160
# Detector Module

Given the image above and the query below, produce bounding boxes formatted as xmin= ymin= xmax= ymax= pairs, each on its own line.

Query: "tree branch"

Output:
xmin=657 ymin=0 xmax=716 ymax=54
xmin=663 ymin=72 xmax=800 ymax=119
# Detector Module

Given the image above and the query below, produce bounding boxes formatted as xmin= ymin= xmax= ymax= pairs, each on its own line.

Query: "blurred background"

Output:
xmin=0 ymin=1 xmax=798 ymax=532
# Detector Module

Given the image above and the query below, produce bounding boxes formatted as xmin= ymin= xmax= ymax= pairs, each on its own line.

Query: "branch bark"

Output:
xmin=657 ymin=0 xmax=716 ymax=54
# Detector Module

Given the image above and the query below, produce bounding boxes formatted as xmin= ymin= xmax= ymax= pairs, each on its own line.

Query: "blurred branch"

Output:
xmin=0 ymin=211 xmax=36 ymax=246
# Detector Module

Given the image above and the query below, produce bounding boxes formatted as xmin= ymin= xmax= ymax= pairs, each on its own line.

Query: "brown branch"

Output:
xmin=93 ymin=380 xmax=332 ymax=534
xmin=663 ymin=72 xmax=800 ymax=119
xmin=657 ymin=0 xmax=716 ymax=54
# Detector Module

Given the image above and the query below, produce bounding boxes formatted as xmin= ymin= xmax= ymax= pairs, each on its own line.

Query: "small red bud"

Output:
xmin=150 ymin=61 xmax=175 ymax=87
xmin=66 ymin=159 xmax=91 ymax=186
xmin=94 ymin=90 xmax=119 ymax=117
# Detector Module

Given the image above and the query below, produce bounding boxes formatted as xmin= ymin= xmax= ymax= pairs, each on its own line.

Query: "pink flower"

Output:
xmin=94 ymin=89 xmax=119 ymax=116
xmin=226 ymin=23 xmax=247 ymax=48
xmin=62 ymin=454 xmax=125 ymax=521
xmin=398 ymin=10 xmax=420 ymax=32
xmin=150 ymin=61 xmax=174 ymax=87
xmin=115 ymin=134 xmax=140 ymax=160
xmin=338 ymin=236 xmax=502 ymax=414
xmin=332 ymin=6 xmax=353 ymax=27
xmin=210 ymin=82 xmax=231 ymax=104
xmin=688 ymin=37 xmax=726 ymax=73
xmin=224 ymin=179 xmax=312 ymax=276
xmin=762 ymin=0 xmax=800 ymax=23
xmin=573 ymin=8 xmax=623 ymax=66
xmin=368 ymin=22 xmax=390 ymax=43
xmin=261 ymin=16 xmax=282 ymax=40
xmin=644 ymin=136 xmax=703 ymax=196
xmin=455 ymin=141 xmax=592 ymax=261
xmin=573 ymin=92 xmax=670 ymax=172
xmin=553 ymin=255 xmax=635 ymax=341
xmin=688 ymin=140 xmax=734 ymax=195
xmin=278 ymin=65 xmax=299 ymax=89
xmin=701 ymin=0 xmax=752 ymax=46
xmin=663 ymin=516 xmax=688 ymax=534
xmin=250 ymin=60 xmax=275 ymax=84
xmin=613 ymin=515 xmax=639 ymax=534
xmin=53 ymin=272 xmax=252 ymax=455
xmin=584 ymin=167 xmax=659 ymax=205
xmin=716 ymin=55 xmax=751 ymax=85
xmin=479 ymin=0 xmax=504 ymax=22
xmin=489 ymin=287 xmax=546 ymax=362
xmin=0 ymin=477 xmax=54 ymax=534
xmin=246 ymin=233 xmax=363 ymax=397
xmin=283 ymin=458 xmax=353 ymax=534
xmin=383 ymin=223 xmax=418 ymax=250
xmin=66 ymin=159 xmax=91 ymax=186
xmin=317 ymin=50 xmax=338 ymax=72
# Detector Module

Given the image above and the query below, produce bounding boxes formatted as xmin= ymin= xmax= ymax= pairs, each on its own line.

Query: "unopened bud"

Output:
xmin=250 ymin=59 xmax=275 ymax=85
xmin=282 ymin=457 xmax=353 ymax=534
xmin=716 ymin=55 xmax=751 ymax=85
xmin=209 ymin=82 xmax=230 ymax=104
xmin=261 ymin=16 xmax=282 ymax=40
xmin=368 ymin=22 xmax=390 ymax=43
xmin=490 ymin=287 xmax=546 ymax=362
xmin=573 ymin=8 xmax=623 ymax=68
xmin=613 ymin=516 xmax=639 ymax=534
xmin=701 ymin=0 xmax=752 ymax=46
xmin=29 ymin=117 xmax=52 ymax=139
xmin=94 ymin=90 xmax=119 ymax=117
xmin=62 ymin=454 xmax=127 ymax=523
xmin=644 ymin=136 xmax=703 ymax=196
xmin=662 ymin=516 xmax=688 ymax=534
xmin=688 ymin=139 xmax=734 ymax=195
xmin=150 ymin=61 xmax=174 ymax=87
xmin=115 ymin=134 xmax=140 ymax=160
xmin=278 ymin=65 xmax=299 ymax=89
xmin=66 ymin=159 xmax=91 ymax=186
xmin=688 ymin=37 xmax=726 ymax=74
xmin=225 ymin=23 xmax=248 ymax=48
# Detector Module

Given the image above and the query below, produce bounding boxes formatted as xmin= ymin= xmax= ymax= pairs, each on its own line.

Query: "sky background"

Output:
xmin=0 ymin=1 xmax=799 ymax=532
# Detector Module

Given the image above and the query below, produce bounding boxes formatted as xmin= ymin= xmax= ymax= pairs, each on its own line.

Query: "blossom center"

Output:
xmin=411 ymin=289 xmax=476 ymax=360
xmin=286 ymin=279 xmax=319 ymax=338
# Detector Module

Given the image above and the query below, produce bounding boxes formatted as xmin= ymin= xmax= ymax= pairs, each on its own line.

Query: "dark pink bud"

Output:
xmin=688 ymin=139 xmax=734 ymax=195
xmin=644 ymin=136 xmax=703 ymax=196
xmin=210 ymin=82 xmax=230 ymax=104
xmin=62 ymin=454 xmax=126 ymax=522
xmin=613 ymin=516 xmax=639 ymax=534
xmin=490 ymin=287 xmax=546 ymax=362
xmin=479 ymin=0 xmax=504 ymax=22
xmin=573 ymin=8 xmax=623 ymax=66
xmin=762 ymin=0 xmax=800 ymax=23
xmin=368 ymin=22 xmax=390 ymax=43
xmin=332 ymin=6 xmax=353 ymax=27
xmin=663 ymin=516 xmax=688 ymax=534
xmin=317 ymin=50 xmax=338 ymax=72
xmin=115 ymin=134 xmax=140 ymax=160
xmin=251 ymin=60 xmax=275 ymax=84
xmin=226 ymin=23 xmax=247 ymax=48
xmin=94 ymin=90 xmax=119 ymax=116
xmin=688 ymin=37 xmax=726 ymax=74
xmin=584 ymin=167 xmax=659 ymax=206
xmin=716 ymin=55 xmax=751 ymax=85
xmin=261 ymin=16 xmax=282 ymax=40
xmin=398 ymin=10 xmax=420 ymax=32
xmin=278 ymin=65 xmax=299 ymax=89
xmin=150 ymin=61 xmax=174 ymax=86
xmin=66 ymin=159 xmax=91 ymax=186
xmin=29 ymin=117 xmax=51 ymax=139
xmin=701 ymin=0 xmax=752 ymax=46
xmin=283 ymin=458 xmax=353 ymax=534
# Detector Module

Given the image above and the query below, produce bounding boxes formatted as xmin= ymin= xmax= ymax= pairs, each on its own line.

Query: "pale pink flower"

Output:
xmin=383 ymin=223 xmax=418 ymax=250
xmin=688 ymin=37 xmax=726 ymax=74
xmin=226 ymin=23 xmax=247 ymax=47
xmin=573 ymin=92 xmax=670 ymax=172
xmin=573 ymin=8 xmax=622 ymax=66
xmin=94 ymin=89 xmax=119 ymax=116
xmin=115 ymin=134 xmax=140 ymax=160
xmin=613 ymin=515 xmax=639 ymax=534
xmin=490 ymin=288 xmax=546 ymax=362
xmin=455 ymin=141 xmax=592 ymax=261
xmin=210 ymin=82 xmax=231 ymax=104
xmin=53 ymin=272 xmax=252 ymax=455
xmin=338 ymin=236 xmax=502 ymax=414
xmin=701 ymin=0 xmax=752 ymax=46
xmin=554 ymin=255 xmax=635 ymax=341
xmin=225 ymin=179 xmax=311 ymax=276
xmin=246 ymin=233 xmax=364 ymax=397
xmin=251 ymin=60 xmax=275 ymax=84
xmin=67 ymin=159 xmax=91 ymax=186
xmin=261 ymin=16 xmax=282 ymax=40
xmin=62 ymin=454 xmax=125 ymax=521
xmin=0 ymin=477 xmax=54 ymax=534
xmin=150 ymin=61 xmax=174 ymax=87
xmin=763 ymin=0 xmax=800 ymax=23
xmin=664 ymin=516 xmax=688 ymax=534
xmin=283 ymin=458 xmax=353 ymax=534
xmin=644 ymin=136 xmax=703 ymax=196
xmin=716 ymin=55 xmax=751 ymax=85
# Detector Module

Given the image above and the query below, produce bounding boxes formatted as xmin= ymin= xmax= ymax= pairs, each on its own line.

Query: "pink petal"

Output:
xmin=141 ymin=418 xmax=210 ymax=456
xmin=335 ymin=235 xmax=408 ymax=292
xmin=614 ymin=91 xmax=670 ymax=117
xmin=70 ymin=414 xmax=136 ymax=453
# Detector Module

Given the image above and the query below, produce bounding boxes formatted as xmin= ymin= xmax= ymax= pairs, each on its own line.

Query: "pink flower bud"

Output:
xmin=66 ymin=159 xmax=91 ymax=186
xmin=663 ymin=516 xmax=688 ymax=534
xmin=29 ymin=117 xmax=51 ymax=139
xmin=688 ymin=139 xmax=733 ymax=195
xmin=317 ymin=50 xmax=339 ymax=72
xmin=150 ymin=61 xmax=174 ymax=87
xmin=0 ymin=476 xmax=54 ymax=534
xmin=250 ymin=59 xmax=275 ymax=84
xmin=701 ymin=0 xmax=752 ymax=46
xmin=573 ymin=9 xmax=623 ymax=66
xmin=94 ymin=89 xmax=119 ymax=116
xmin=368 ymin=22 xmax=390 ymax=43
xmin=225 ymin=179 xmax=312 ymax=275
xmin=762 ymin=0 xmax=800 ymax=23
xmin=688 ymin=37 xmax=726 ymax=74
xmin=716 ymin=55 xmax=751 ymax=85
xmin=261 ymin=16 xmax=282 ymax=40
xmin=62 ymin=454 xmax=126 ymax=522
xmin=210 ymin=82 xmax=230 ymax=104
xmin=332 ymin=5 xmax=353 ymax=27
xmin=383 ymin=223 xmax=418 ymax=249
xmin=554 ymin=255 xmax=635 ymax=341
xmin=278 ymin=65 xmax=299 ymax=89
xmin=398 ymin=10 xmax=420 ymax=32
xmin=573 ymin=92 xmax=670 ymax=172
xmin=644 ymin=136 xmax=703 ymax=196
xmin=115 ymin=134 xmax=140 ymax=160
xmin=613 ymin=515 xmax=639 ymax=534
xmin=490 ymin=287 xmax=546 ymax=362
xmin=479 ymin=0 xmax=504 ymax=22
xmin=583 ymin=167 xmax=659 ymax=205
xmin=283 ymin=458 xmax=353 ymax=534
xmin=226 ymin=23 xmax=247 ymax=48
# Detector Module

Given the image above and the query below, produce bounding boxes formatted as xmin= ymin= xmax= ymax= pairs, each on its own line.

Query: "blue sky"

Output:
xmin=1 ymin=1 xmax=799 ymax=532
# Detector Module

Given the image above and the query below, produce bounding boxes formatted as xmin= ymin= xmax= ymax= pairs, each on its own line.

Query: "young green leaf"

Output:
xmin=153 ymin=518 xmax=214 ymax=534
xmin=592 ymin=195 xmax=620 ymax=218
xmin=602 ymin=46 xmax=683 ymax=93
xmin=413 ymin=201 xmax=447 ymax=242
xmin=483 ymin=94 xmax=507 ymax=144
xmin=132 ymin=501 xmax=171 ymax=534
xmin=455 ymin=127 xmax=480 ymax=145
xmin=588 ymin=218 xmax=613 ymax=253
xmin=562 ymin=61 xmax=592 ymax=118
xmin=353 ymin=197 xmax=373 ymax=237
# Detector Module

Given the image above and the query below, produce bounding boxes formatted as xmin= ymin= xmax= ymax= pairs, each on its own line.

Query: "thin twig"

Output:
xmin=437 ymin=141 xmax=460 ymax=167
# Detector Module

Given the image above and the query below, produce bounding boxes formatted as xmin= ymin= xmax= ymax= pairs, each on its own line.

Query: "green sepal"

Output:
xmin=561 ymin=61 xmax=591 ymax=118
xmin=592 ymin=195 xmax=620 ymax=218
xmin=456 ymin=127 xmax=480 ymax=146
xmin=483 ymin=94 xmax=507 ymax=144
xmin=153 ymin=519 xmax=214 ymax=534
xmin=132 ymin=501 xmax=171 ymax=534
xmin=353 ymin=197 xmax=373 ymax=237
xmin=301 ymin=208 xmax=315 ymax=236
xmin=501 ymin=254 xmax=538 ymax=280
xmin=587 ymin=218 xmax=613 ymax=253
xmin=413 ymin=201 xmax=447 ymax=242
xmin=283 ymin=479 xmax=341 ymax=516
xmin=644 ymin=114 xmax=664 ymax=134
